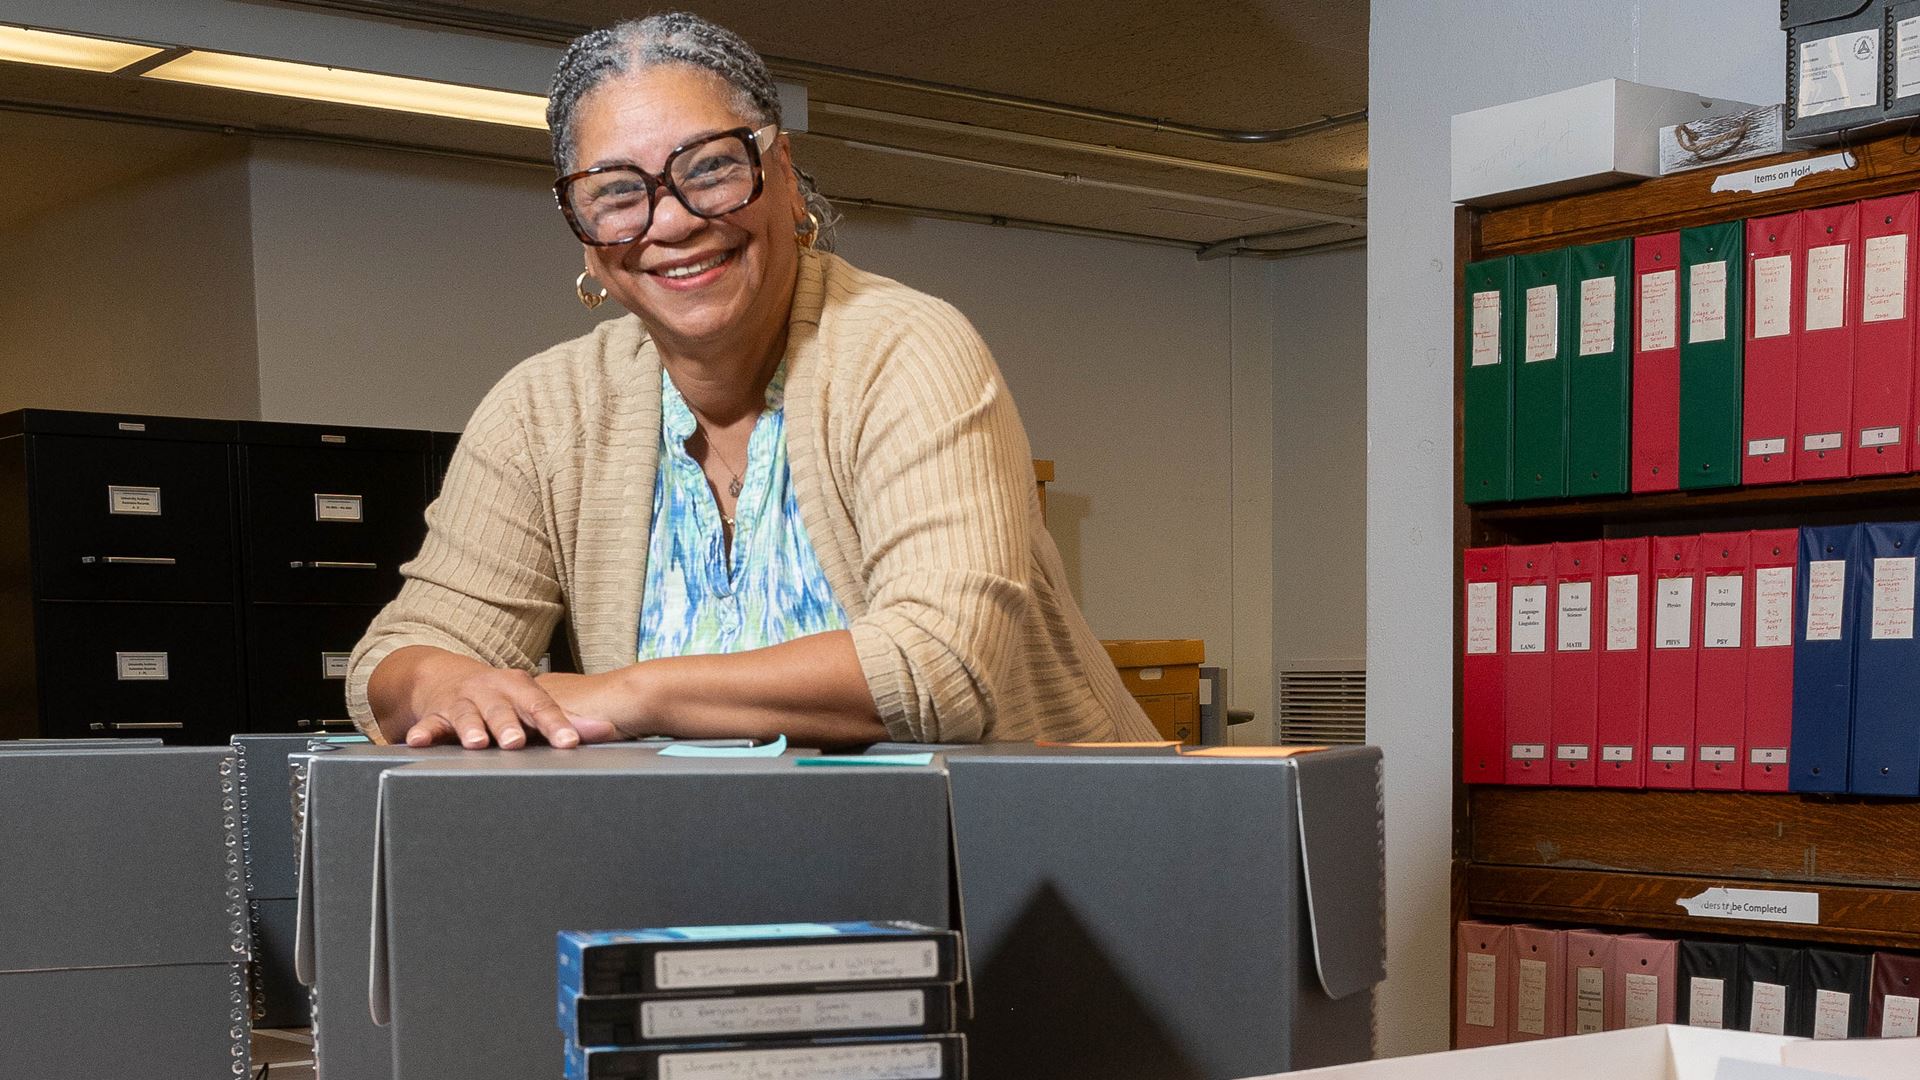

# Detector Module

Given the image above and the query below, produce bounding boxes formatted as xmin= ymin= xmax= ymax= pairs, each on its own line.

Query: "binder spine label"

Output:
xmin=1515 ymin=958 xmax=1547 ymax=1036
xmin=1624 ymin=972 xmax=1660 ymax=1028
xmin=654 ymin=1041 xmax=945 ymax=1080
xmin=1510 ymin=585 xmax=1547 ymax=653
xmin=1748 ymin=438 xmax=1788 ymax=456
xmin=1689 ymin=977 xmax=1725 ymax=1029
xmin=640 ymin=989 xmax=928 ymax=1040
xmin=1884 ymin=994 xmax=1920 ymax=1038
xmin=1605 ymin=574 xmax=1640 ymax=650
xmin=655 ymin=940 xmax=942 ymax=991
xmin=1524 ymin=285 xmax=1559 ymax=362
xmin=1807 ymin=561 xmax=1848 ymax=641
xmin=1813 ymin=989 xmax=1852 ymax=1039
xmin=1601 ymin=746 xmax=1635 ymax=762
xmin=1470 ymin=291 xmax=1501 ymax=367
xmin=1466 ymin=582 xmax=1498 ymax=655
xmin=1575 ymin=966 xmax=1605 ymax=1034
xmin=1641 ymin=270 xmax=1677 ymax=351
xmin=1698 ymin=746 xmax=1736 ymax=763
xmin=1703 ymin=576 xmax=1743 ymax=648
xmin=1655 ymin=579 xmax=1694 ymax=649
xmin=1509 ymin=744 xmax=1546 ymax=761
xmin=1863 ymin=233 xmax=1909 ymax=321
xmin=1803 ymin=432 xmax=1843 ymax=451
xmin=1861 ymin=426 xmax=1903 ymax=447
xmin=1751 ymin=256 xmax=1792 ymax=338
xmin=1579 ymin=276 xmax=1616 ymax=355
xmin=1556 ymin=582 xmax=1592 ymax=652
xmin=1749 ymin=981 xmax=1787 ymax=1035
xmin=1688 ymin=261 xmax=1728 ymax=343
xmin=1463 ymin=953 xmax=1497 ymax=1028
xmin=1651 ymin=746 xmax=1687 ymax=763
xmin=1750 ymin=748 xmax=1788 ymax=764
xmin=1805 ymin=244 xmax=1849 ymax=331
xmin=1755 ymin=566 xmax=1795 ymax=648
xmin=1555 ymin=746 xmax=1590 ymax=761
xmin=1871 ymin=557 xmax=1917 ymax=640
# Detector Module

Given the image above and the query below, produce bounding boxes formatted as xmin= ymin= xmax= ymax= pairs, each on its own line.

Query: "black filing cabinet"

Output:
xmin=0 ymin=410 xmax=243 ymax=742
xmin=237 ymin=420 xmax=431 ymax=732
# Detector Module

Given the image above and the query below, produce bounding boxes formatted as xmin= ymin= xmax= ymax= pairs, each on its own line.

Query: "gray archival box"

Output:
xmin=0 ymin=744 xmax=250 ymax=1079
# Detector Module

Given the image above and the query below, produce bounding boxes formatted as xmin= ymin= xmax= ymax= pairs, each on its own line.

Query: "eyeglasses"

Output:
xmin=554 ymin=124 xmax=778 ymax=246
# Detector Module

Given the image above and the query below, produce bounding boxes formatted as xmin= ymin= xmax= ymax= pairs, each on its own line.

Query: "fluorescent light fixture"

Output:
xmin=0 ymin=24 xmax=164 ymax=73
xmin=141 ymin=50 xmax=548 ymax=130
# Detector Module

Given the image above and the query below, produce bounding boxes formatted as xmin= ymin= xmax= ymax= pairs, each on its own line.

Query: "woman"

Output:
xmin=348 ymin=12 xmax=1155 ymax=749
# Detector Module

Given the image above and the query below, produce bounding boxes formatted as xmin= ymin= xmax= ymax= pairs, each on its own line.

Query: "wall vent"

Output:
xmin=1278 ymin=661 xmax=1366 ymax=746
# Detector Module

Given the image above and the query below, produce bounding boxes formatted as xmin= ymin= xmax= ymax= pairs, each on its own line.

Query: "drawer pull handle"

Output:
xmin=289 ymin=561 xmax=378 ymax=570
xmin=82 ymin=556 xmax=178 ymax=566
xmin=109 ymin=721 xmax=185 ymax=731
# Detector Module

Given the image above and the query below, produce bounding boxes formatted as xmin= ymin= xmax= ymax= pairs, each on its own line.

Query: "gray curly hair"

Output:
xmin=547 ymin=12 xmax=836 ymax=251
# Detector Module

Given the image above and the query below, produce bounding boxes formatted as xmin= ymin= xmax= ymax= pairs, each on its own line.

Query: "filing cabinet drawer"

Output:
xmin=28 ymin=435 xmax=237 ymax=602
xmin=244 ymin=603 xmax=381 ymax=734
xmin=34 ymin=602 xmax=241 ymax=743
xmin=240 ymin=445 xmax=428 ymax=604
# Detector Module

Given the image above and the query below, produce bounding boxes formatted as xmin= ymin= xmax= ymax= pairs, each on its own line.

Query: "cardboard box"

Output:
xmin=1779 ymin=1036 xmax=1920 ymax=1078
xmin=1103 ymin=638 xmax=1206 ymax=743
xmin=370 ymin=751 xmax=953 ymax=1079
xmin=1784 ymin=0 xmax=1888 ymax=143
xmin=237 ymin=732 xmax=331 ymax=1027
xmin=1452 ymin=80 xmax=1758 ymax=206
xmin=941 ymin=743 xmax=1382 ymax=1078
xmin=0 ymin=963 xmax=249 ymax=1080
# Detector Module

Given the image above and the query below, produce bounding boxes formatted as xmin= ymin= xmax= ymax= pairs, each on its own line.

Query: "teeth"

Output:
xmin=659 ymin=251 xmax=730 ymax=279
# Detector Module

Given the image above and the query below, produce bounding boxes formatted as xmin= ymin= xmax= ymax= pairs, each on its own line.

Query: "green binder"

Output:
xmin=1678 ymin=221 xmax=1745 ymax=489
xmin=1566 ymin=238 xmax=1633 ymax=496
xmin=1463 ymin=257 xmax=1514 ymax=504
xmin=1511 ymin=247 xmax=1571 ymax=500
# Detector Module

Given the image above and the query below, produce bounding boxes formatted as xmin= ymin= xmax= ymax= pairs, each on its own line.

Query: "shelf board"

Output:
xmin=1467 ymin=471 xmax=1920 ymax=541
xmin=1470 ymin=787 xmax=1920 ymax=889
xmin=1465 ymin=863 xmax=1920 ymax=949
xmin=1476 ymin=129 xmax=1920 ymax=256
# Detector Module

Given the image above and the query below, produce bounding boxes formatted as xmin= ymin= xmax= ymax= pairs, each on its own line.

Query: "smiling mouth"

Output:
xmin=651 ymin=249 xmax=735 ymax=280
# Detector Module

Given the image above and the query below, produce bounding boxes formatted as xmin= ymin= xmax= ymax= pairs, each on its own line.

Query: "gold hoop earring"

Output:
xmin=796 ymin=210 xmax=821 ymax=249
xmin=575 ymin=270 xmax=607 ymax=310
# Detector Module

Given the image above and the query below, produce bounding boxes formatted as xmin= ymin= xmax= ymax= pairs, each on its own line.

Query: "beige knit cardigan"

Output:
xmin=347 ymin=249 xmax=1155 ymax=745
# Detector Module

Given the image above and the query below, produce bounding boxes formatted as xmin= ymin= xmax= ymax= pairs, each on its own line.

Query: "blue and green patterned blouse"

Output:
xmin=636 ymin=364 xmax=848 ymax=661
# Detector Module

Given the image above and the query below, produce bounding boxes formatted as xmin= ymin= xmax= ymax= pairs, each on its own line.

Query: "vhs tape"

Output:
xmin=564 ymin=1033 xmax=966 ymax=1080
xmin=557 ymin=922 xmax=960 ymax=997
xmin=564 ymin=984 xmax=956 ymax=1046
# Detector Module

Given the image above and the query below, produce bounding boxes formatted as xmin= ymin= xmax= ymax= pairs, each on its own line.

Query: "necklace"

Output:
xmin=694 ymin=419 xmax=745 ymax=500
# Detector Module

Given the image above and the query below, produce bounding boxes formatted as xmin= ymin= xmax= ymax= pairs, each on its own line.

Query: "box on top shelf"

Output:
xmin=1782 ymin=1 xmax=1905 ymax=143
xmin=1452 ymin=80 xmax=1759 ymax=207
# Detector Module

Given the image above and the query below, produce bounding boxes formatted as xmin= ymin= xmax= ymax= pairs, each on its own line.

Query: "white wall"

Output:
xmin=248 ymin=142 xmax=615 ymax=432
xmin=1366 ymin=0 xmax=1785 ymax=1056
xmin=1273 ymin=247 xmax=1367 ymax=673
xmin=0 ymin=147 xmax=260 ymax=419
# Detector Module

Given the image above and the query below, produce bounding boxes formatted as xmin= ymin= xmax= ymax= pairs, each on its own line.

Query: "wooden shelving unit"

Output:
xmin=1452 ymin=130 xmax=1920 ymax=1007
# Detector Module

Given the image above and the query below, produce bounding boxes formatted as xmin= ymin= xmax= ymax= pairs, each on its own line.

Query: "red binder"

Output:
xmin=1694 ymin=531 xmax=1751 ymax=791
xmin=1509 ymin=925 xmax=1568 ymax=1040
xmin=1551 ymin=542 xmax=1600 ymax=786
xmin=1797 ymin=202 xmax=1860 ymax=481
xmin=1505 ymin=544 xmax=1554 ymax=785
xmin=1743 ymin=213 xmax=1802 ymax=485
xmin=1612 ymin=934 xmax=1678 ymax=1028
xmin=1463 ymin=546 xmax=1507 ymax=785
xmin=1856 ymin=193 xmax=1918 ymax=476
xmin=1456 ymin=920 xmax=1514 ymax=1047
xmin=1633 ymin=232 xmax=1684 ymax=492
xmin=1648 ymin=534 xmax=1702 ymax=790
xmin=1598 ymin=537 xmax=1651 ymax=789
xmin=1745 ymin=529 xmax=1798 ymax=792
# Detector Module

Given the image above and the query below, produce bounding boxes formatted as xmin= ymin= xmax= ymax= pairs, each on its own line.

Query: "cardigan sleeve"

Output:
xmin=840 ymin=300 xmax=1039 ymax=743
xmin=343 ymin=382 xmax=566 ymax=737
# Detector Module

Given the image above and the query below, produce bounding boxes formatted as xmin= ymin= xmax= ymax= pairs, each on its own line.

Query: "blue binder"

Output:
xmin=1790 ymin=524 xmax=1861 ymax=793
xmin=1850 ymin=521 xmax=1920 ymax=797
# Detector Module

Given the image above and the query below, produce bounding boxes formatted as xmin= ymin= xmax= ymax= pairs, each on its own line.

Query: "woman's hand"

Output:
xmin=535 ymin=670 xmax=649 ymax=743
xmin=372 ymin=646 xmax=583 ymax=749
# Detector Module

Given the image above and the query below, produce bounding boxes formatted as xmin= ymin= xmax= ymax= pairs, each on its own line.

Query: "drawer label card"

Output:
xmin=115 ymin=651 xmax=169 ymax=680
xmin=314 ymin=494 xmax=364 ymax=523
xmin=107 ymin=485 xmax=162 ymax=516
xmin=322 ymin=652 xmax=351 ymax=680
xmin=1677 ymin=886 xmax=1819 ymax=925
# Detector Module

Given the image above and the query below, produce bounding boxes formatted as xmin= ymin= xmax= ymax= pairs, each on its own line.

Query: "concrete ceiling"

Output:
xmin=0 ymin=1 xmax=1367 ymax=257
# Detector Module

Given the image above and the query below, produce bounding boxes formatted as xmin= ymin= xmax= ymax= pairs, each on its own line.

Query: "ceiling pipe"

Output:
xmin=815 ymin=134 xmax=1367 ymax=227
xmin=812 ymin=101 xmax=1365 ymax=197
xmin=284 ymin=0 xmax=1369 ymax=146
